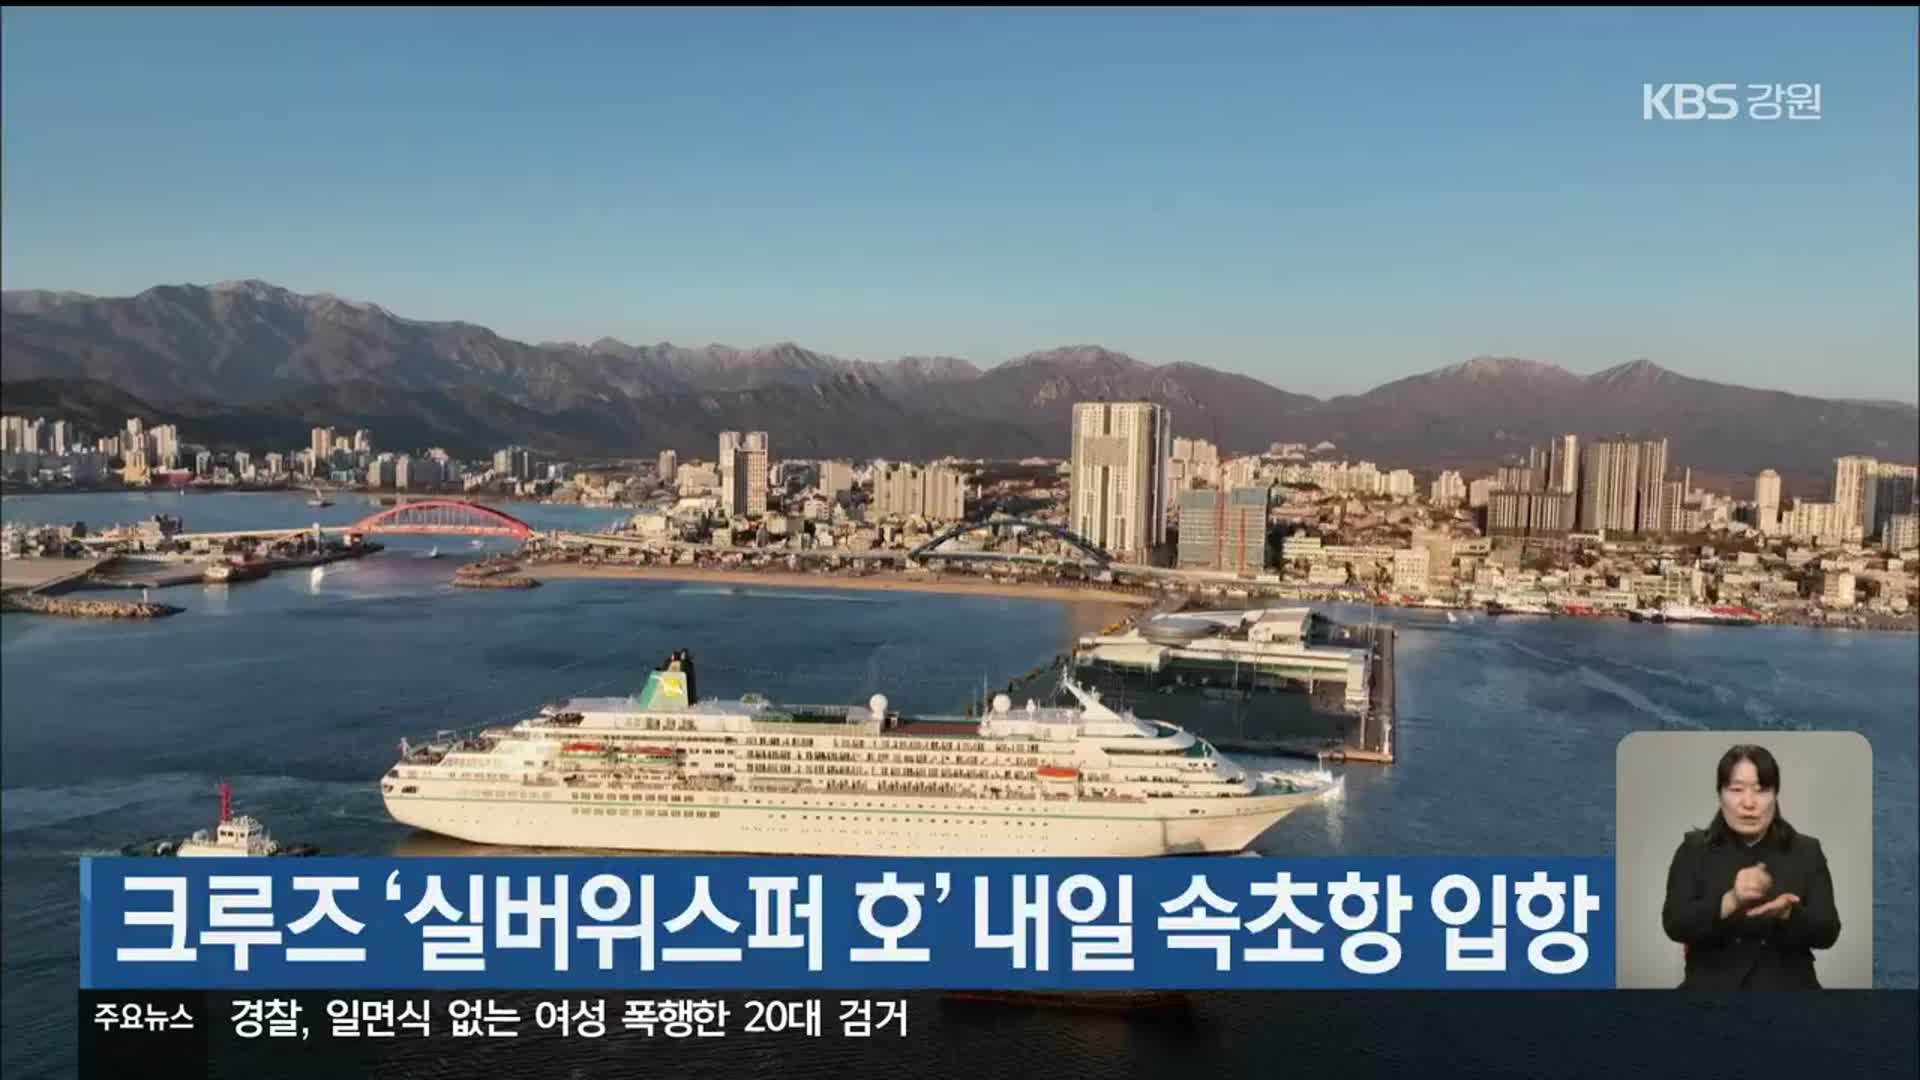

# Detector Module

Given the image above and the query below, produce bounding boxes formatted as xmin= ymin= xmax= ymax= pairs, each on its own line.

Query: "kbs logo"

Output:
xmin=1642 ymin=83 xmax=1739 ymax=120
xmin=1643 ymin=83 xmax=1823 ymax=121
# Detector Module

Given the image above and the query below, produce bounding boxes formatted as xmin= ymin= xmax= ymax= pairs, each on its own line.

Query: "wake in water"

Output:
xmin=1 ymin=773 xmax=379 ymax=835
xmin=1572 ymin=666 xmax=1701 ymax=730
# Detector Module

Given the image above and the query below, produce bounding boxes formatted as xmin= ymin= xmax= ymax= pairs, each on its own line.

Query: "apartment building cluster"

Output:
xmin=1761 ymin=455 xmax=1918 ymax=548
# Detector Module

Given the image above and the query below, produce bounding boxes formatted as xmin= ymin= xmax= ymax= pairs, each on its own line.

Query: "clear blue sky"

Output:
xmin=3 ymin=8 xmax=1915 ymax=400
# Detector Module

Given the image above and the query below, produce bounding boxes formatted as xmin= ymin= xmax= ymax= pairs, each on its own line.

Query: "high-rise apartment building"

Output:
xmin=492 ymin=446 xmax=532 ymax=482
xmin=1168 ymin=438 xmax=1220 ymax=493
xmin=1549 ymin=434 xmax=1580 ymax=494
xmin=1579 ymin=437 xmax=1641 ymax=534
xmin=718 ymin=431 xmax=768 ymax=516
xmin=657 ymin=450 xmax=677 ymax=485
xmin=151 ymin=424 xmax=180 ymax=468
xmin=1070 ymin=402 xmax=1171 ymax=562
xmin=1176 ymin=486 xmax=1270 ymax=574
xmin=727 ymin=434 xmax=770 ymax=518
xmin=1754 ymin=470 xmax=1782 ymax=535
xmin=1833 ymin=455 xmax=1878 ymax=539
xmin=819 ymin=460 xmax=855 ymax=498
xmin=1636 ymin=437 xmax=1669 ymax=535
xmin=872 ymin=464 xmax=966 ymax=522
xmin=1430 ymin=470 xmax=1467 ymax=506
xmin=1871 ymin=464 xmax=1917 ymax=541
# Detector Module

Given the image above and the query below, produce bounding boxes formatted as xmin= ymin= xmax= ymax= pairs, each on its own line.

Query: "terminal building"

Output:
xmin=1050 ymin=607 xmax=1392 ymax=761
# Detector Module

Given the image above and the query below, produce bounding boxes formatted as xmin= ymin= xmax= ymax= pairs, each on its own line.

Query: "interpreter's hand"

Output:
xmin=1746 ymin=893 xmax=1800 ymax=920
xmin=1732 ymin=864 xmax=1773 ymax=905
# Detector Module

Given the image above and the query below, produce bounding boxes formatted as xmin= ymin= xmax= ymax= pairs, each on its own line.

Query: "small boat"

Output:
xmin=310 ymin=565 xmax=326 ymax=584
xmin=425 ymin=546 xmax=441 ymax=559
xmin=1445 ymin=610 xmax=1458 ymax=624
xmin=307 ymin=487 xmax=333 ymax=508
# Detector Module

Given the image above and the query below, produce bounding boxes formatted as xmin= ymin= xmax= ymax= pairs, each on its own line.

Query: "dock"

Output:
xmin=0 ymin=557 xmax=112 ymax=596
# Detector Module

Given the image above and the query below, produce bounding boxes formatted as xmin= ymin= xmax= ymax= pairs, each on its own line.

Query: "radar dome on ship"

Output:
xmin=992 ymin=693 xmax=1012 ymax=714
xmin=869 ymin=694 xmax=888 ymax=716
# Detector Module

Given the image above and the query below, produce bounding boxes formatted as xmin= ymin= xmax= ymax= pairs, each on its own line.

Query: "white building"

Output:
xmin=873 ymin=463 xmax=966 ymax=522
xmin=1832 ymin=456 xmax=1878 ymax=540
xmin=1430 ymin=470 xmax=1467 ymax=506
xmin=1754 ymin=469 xmax=1782 ymax=536
xmin=1168 ymin=438 xmax=1220 ymax=493
xmin=1783 ymin=500 xmax=1856 ymax=545
xmin=1391 ymin=548 xmax=1429 ymax=593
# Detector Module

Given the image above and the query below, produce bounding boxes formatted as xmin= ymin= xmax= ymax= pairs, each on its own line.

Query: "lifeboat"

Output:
xmin=561 ymin=742 xmax=607 ymax=754
xmin=623 ymin=746 xmax=678 ymax=760
xmin=1035 ymin=766 xmax=1080 ymax=782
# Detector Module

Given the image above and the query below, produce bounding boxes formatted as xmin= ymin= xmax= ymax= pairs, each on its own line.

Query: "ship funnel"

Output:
xmin=672 ymin=649 xmax=698 ymax=704
xmin=219 ymin=782 xmax=232 ymax=823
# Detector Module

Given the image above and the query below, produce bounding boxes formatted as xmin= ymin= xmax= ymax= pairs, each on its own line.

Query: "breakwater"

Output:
xmin=0 ymin=591 xmax=182 ymax=618
xmin=451 ymin=574 xmax=541 ymax=589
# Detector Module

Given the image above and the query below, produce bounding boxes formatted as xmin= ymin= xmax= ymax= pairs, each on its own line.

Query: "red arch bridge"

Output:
xmin=346 ymin=499 xmax=534 ymax=538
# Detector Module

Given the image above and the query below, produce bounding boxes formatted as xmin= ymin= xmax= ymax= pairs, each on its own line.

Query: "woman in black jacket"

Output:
xmin=1661 ymin=744 xmax=1842 ymax=989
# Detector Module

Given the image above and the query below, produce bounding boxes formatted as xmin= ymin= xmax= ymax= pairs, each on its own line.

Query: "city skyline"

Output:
xmin=2 ymin=9 xmax=1915 ymax=401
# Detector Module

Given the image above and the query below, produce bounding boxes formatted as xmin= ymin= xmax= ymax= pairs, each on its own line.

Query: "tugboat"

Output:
xmin=122 ymin=783 xmax=318 ymax=857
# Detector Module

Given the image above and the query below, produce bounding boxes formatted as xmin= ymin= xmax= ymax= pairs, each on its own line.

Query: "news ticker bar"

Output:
xmin=83 ymin=856 xmax=1613 ymax=989
xmin=77 ymin=990 xmax=912 ymax=1080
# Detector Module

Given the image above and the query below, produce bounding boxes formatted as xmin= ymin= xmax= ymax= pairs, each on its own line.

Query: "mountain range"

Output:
xmin=3 ymin=280 xmax=1914 ymax=492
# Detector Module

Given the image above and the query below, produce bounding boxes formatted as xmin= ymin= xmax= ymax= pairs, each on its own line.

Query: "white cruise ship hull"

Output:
xmin=383 ymin=787 xmax=1321 ymax=857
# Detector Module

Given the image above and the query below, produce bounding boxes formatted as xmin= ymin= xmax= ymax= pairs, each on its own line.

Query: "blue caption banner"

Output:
xmin=82 ymin=856 xmax=1614 ymax=990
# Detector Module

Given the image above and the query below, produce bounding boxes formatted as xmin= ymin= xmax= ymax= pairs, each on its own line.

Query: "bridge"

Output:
xmin=907 ymin=517 xmax=1114 ymax=567
xmin=76 ymin=499 xmax=538 ymax=549
xmin=347 ymin=499 xmax=533 ymax=537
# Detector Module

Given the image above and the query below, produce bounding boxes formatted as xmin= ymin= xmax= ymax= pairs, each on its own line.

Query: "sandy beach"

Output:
xmin=526 ymin=560 xmax=1149 ymax=620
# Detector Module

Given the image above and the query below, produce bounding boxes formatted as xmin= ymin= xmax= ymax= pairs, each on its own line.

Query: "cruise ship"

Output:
xmin=381 ymin=650 xmax=1338 ymax=856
